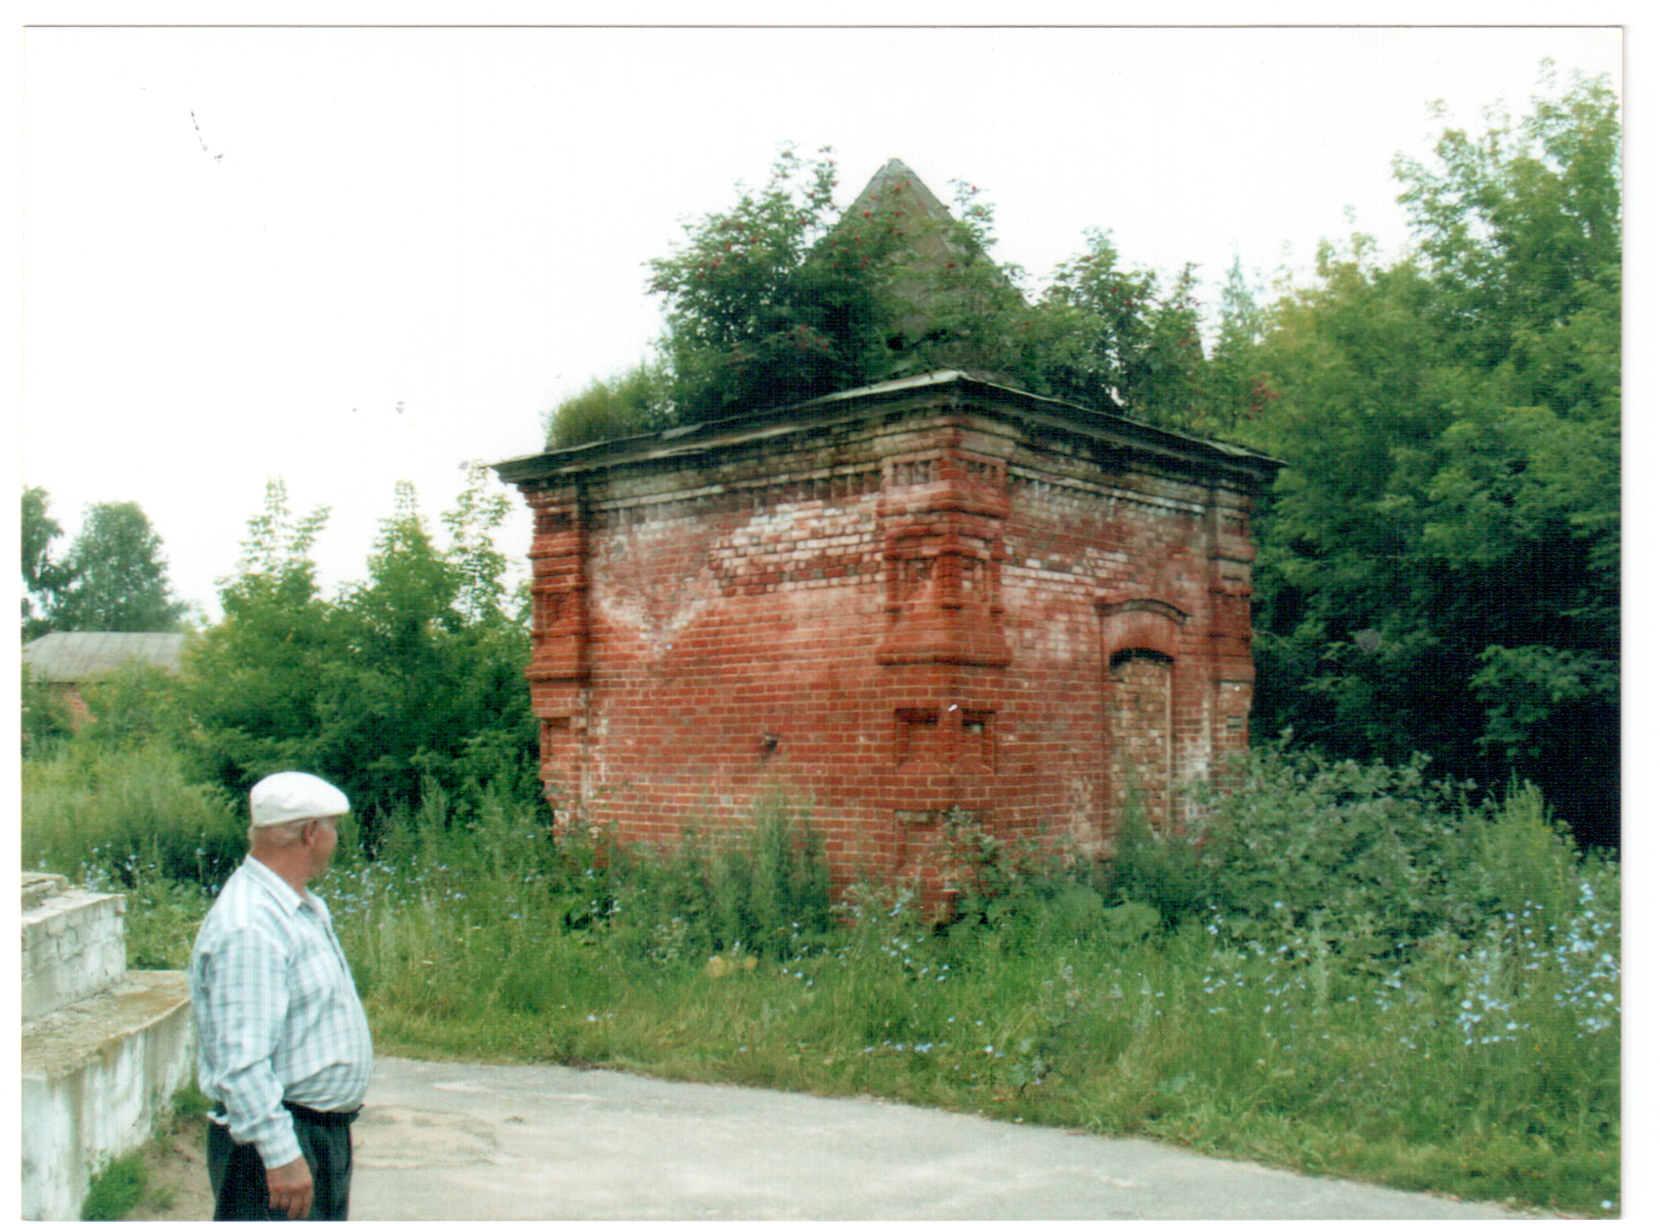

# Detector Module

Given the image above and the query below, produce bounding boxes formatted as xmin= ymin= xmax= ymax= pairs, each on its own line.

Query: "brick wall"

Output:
xmin=498 ymin=374 xmax=1274 ymax=902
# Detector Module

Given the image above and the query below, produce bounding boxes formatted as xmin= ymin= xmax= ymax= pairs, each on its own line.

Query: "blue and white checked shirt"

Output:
xmin=189 ymin=856 xmax=373 ymax=1168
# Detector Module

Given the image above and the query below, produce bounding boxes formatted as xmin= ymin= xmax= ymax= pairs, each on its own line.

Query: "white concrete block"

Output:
xmin=20 ymin=971 xmax=194 ymax=1221
xmin=21 ymin=889 xmax=127 ymax=1022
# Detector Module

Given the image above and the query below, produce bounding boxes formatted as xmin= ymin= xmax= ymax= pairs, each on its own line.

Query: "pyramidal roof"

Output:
xmin=828 ymin=157 xmax=1008 ymax=365
xmin=845 ymin=158 xmax=954 ymax=226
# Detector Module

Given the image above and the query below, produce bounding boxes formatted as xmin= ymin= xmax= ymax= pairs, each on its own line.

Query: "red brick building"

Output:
xmin=494 ymin=368 xmax=1278 ymax=896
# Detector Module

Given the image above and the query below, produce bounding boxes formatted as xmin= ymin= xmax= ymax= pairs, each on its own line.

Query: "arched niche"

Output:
xmin=1097 ymin=598 xmax=1189 ymax=828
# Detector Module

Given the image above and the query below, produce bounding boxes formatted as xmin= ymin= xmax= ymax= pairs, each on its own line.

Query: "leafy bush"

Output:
xmin=546 ymin=362 xmax=673 ymax=449
xmin=21 ymin=663 xmax=76 ymax=758
xmin=1103 ymin=798 xmax=1211 ymax=927
xmin=1461 ymin=780 xmax=1592 ymax=937
xmin=77 ymin=660 xmax=191 ymax=752
xmin=118 ymin=867 xmax=215 ymax=969
xmin=181 ymin=477 xmax=538 ymax=843
xmin=1193 ymin=746 xmax=1478 ymax=963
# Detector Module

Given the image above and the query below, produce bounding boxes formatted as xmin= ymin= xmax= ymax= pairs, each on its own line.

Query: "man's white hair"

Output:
xmin=250 ymin=819 xmax=311 ymax=848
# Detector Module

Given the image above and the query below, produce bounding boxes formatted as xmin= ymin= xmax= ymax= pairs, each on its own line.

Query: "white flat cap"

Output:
xmin=250 ymin=772 xmax=351 ymax=827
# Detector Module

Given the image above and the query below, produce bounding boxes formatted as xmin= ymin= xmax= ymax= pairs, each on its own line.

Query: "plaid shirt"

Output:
xmin=189 ymin=856 xmax=373 ymax=1168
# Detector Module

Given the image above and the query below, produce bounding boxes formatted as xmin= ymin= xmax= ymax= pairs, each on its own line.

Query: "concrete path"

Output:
xmin=344 ymin=1055 xmax=1535 ymax=1219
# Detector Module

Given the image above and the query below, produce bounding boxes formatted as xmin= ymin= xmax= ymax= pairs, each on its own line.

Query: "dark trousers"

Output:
xmin=207 ymin=1105 xmax=355 ymax=1221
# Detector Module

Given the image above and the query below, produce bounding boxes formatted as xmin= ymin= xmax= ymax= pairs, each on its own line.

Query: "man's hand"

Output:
xmin=266 ymin=1155 xmax=314 ymax=1219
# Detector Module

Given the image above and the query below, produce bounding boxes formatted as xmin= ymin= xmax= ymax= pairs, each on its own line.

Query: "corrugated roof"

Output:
xmin=21 ymin=632 xmax=187 ymax=683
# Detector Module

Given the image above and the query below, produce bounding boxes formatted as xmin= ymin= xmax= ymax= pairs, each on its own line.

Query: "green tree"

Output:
xmin=443 ymin=463 xmax=523 ymax=624
xmin=1139 ymin=263 xmax=1210 ymax=429
xmin=1030 ymin=232 xmax=1219 ymax=430
xmin=182 ymin=478 xmax=536 ymax=843
xmin=1243 ymin=72 xmax=1620 ymax=845
xmin=182 ymin=481 xmax=342 ymax=794
xmin=1031 ymin=229 xmax=1158 ymax=412
xmin=21 ymin=486 xmax=66 ymax=640
xmin=644 ymin=146 xmax=908 ymax=424
xmin=320 ymin=482 xmax=536 ymax=831
xmin=1245 ymin=240 xmax=1452 ymax=764
xmin=1203 ymin=256 xmax=1270 ymax=431
xmin=47 ymin=501 xmax=188 ymax=632
xmin=1393 ymin=69 xmax=1621 ymax=387
xmin=553 ymin=148 xmax=1218 ymax=444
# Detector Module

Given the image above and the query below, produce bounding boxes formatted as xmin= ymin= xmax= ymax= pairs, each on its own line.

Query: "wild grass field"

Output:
xmin=23 ymin=737 xmax=1620 ymax=1217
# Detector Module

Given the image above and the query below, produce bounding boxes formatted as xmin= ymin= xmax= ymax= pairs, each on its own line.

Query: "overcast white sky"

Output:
xmin=15 ymin=14 xmax=1627 ymax=622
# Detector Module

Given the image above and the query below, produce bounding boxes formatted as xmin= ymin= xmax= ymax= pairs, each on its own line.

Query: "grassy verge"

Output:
xmin=25 ymin=743 xmax=1620 ymax=1217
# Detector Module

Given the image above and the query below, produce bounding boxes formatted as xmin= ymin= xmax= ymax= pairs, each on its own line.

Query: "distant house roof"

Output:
xmin=21 ymin=632 xmax=187 ymax=683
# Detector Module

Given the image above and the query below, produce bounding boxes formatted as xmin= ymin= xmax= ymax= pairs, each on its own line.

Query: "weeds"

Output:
xmin=21 ymin=741 xmax=1619 ymax=1216
xmin=80 ymin=1153 xmax=147 ymax=1221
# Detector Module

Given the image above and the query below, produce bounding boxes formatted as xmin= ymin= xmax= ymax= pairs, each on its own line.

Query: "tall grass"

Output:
xmin=21 ymin=740 xmax=1620 ymax=1216
xmin=21 ymin=739 xmax=246 ymax=884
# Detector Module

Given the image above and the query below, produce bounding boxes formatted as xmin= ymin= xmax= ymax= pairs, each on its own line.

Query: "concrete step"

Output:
xmin=22 ymin=871 xmax=68 ymax=910
xmin=22 ymin=883 xmax=128 ymax=1022
xmin=21 ymin=971 xmax=194 ymax=1221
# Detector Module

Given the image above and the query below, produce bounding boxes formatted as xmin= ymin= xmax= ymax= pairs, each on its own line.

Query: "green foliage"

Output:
xmin=1193 ymin=747 xmax=1478 ymax=962
xmin=1461 ymin=781 xmax=1600 ymax=938
xmin=181 ymin=477 xmax=538 ymax=842
xmin=22 ymin=485 xmax=67 ymax=640
xmin=443 ymin=462 xmax=524 ymax=623
xmin=647 ymin=146 xmax=909 ymax=423
xmin=25 ymin=741 xmax=1619 ymax=1214
xmin=1204 ymin=256 xmax=1271 ymax=427
xmin=22 ymin=486 xmax=189 ymax=636
xmin=120 ymin=864 xmax=215 ymax=969
xmin=879 ymin=178 xmax=1041 ymax=385
xmin=181 ymin=481 xmax=345 ymax=795
xmin=595 ymin=802 xmax=834 ymax=963
xmin=77 ymin=1082 xmax=213 ymax=1218
xmin=1242 ymin=72 xmax=1620 ymax=844
xmin=1035 ymin=232 xmax=1213 ymax=429
xmin=77 ymin=659 xmax=191 ymax=752
xmin=21 ymin=739 xmax=246 ymax=888
xmin=1393 ymin=69 xmax=1621 ymax=379
xmin=81 ymin=1152 xmax=147 ymax=1220
xmin=546 ymin=361 xmax=673 ymax=449
xmin=172 ymin=1079 xmax=215 ymax=1117
xmin=638 ymin=148 xmax=1211 ymax=434
xmin=1103 ymin=799 xmax=1211 ymax=928
xmin=47 ymin=500 xmax=189 ymax=632
xmin=21 ymin=662 xmax=76 ymax=757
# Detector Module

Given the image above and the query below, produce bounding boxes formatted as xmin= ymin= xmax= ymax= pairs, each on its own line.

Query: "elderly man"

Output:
xmin=189 ymin=772 xmax=374 ymax=1220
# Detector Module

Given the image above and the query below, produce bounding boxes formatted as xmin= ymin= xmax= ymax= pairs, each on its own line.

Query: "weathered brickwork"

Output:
xmin=496 ymin=372 xmax=1277 ymax=902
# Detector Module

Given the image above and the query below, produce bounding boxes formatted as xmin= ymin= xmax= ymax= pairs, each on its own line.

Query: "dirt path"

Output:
xmin=132 ymin=1118 xmax=213 ymax=1219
